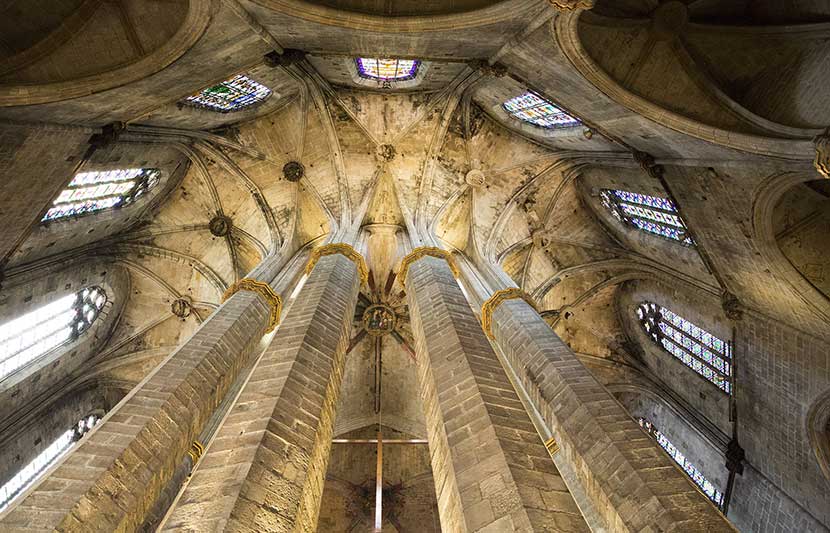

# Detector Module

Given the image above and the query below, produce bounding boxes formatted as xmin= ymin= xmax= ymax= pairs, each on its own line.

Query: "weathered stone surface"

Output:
xmin=491 ymin=297 xmax=736 ymax=532
xmin=162 ymin=253 xmax=360 ymax=532
xmin=405 ymin=255 xmax=590 ymax=532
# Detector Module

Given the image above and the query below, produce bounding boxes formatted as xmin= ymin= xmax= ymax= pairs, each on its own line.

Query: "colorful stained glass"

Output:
xmin=503 ymin=92 xmax=581 ymax=129
xmin=639 ymin=418 xmax=724 ymax=507
xmin=183 ymin=75 xmax=271 ymax=112
xmin=355 ymin=58 xmax=420 ymax=82
xmin=43 ymin=168 xmax=160 ymax=222
xmin=600 ymin=189 xmax=694 ymax=245
xmin=637 ymin=302 xmax=731 ymax=394
xmin=0 ymin=287 xmax=107 ymax=381
xmin=0 ymin=414 xmax=100 ymax=511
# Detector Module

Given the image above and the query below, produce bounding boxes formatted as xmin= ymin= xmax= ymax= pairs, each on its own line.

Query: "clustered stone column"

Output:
xmin=162 ymin=243 xmax=364 ymax=532
xmin=484 ymin=289 xmax=735 ymax=532
xmin=0 ymin=258 xmax=286 ymax=531
xmin=401 ymin=247 xmax=590 ymax=533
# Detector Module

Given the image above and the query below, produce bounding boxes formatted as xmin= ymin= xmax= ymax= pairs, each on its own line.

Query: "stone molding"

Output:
xmin=815 ymin=131 xmax=830 ymax=179
xmin=398 ymin=246 xmax=459 ymax=285
xmin=481 ymin=287 xmax=536 ymax=339
xmin=222 ymin=278 xmax=282 ymax=333
xmin=304 ymin=243 xmax=368 ymax=284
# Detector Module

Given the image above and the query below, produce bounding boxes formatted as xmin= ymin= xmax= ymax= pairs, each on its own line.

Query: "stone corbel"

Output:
xmin=305 ymin=243 xmax=369 ymax=284
xmin=481 ymin=288 xmax=537 ymax=339
xmin=398 ymin=246 xmax=459 ymax=285
xmin=548 ymin=0 xmax=595 ymax=11
xmin=222 ymin=278 xmax=283 ymax=333
xmin=814 ymin=131 xmax=830 ymax=179
xmin=721 ymin=291 xmax=744 ymax=322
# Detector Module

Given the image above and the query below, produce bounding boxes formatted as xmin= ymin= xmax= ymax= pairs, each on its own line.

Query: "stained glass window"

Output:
xmin=0 ymin=287 xmax=107 ymax=381
xmin=43 ymin=168 xmax=160 ymax=222
xmin=0 ymin=414 xmax=100 ymax=511
xmin=637 ymin=302 xmax=731 ymax=393
xmin=355 ymin=58 xmax=420 ymax=84
xmin=503 ymin=92 xmax=581 ymax=129
xmin=639 ymin=418 xmax=724 ymax=508
xmin=183 ymin=75 xmax=272 ymax=112
xmin=600 ymin=189 xmax=694 ymax=245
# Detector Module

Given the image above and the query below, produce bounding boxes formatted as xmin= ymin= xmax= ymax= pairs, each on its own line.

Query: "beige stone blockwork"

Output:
xmin=162 ymin=253 xmax=361 ymax=532
xmin=0 ymin=289 xmax=273 ymax=532
xmin=491 ymin=298 xmax=736 ymax=532
xmin=405 ymin=255 xmax=590 ymax=533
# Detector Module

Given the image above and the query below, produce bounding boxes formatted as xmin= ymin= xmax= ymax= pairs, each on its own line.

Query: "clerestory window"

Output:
xmin=43 ymin=168 xmax=160 ymax=222
xmin=355 ymin=58 xmax=420 ymax=85
xmin=637 ymin=302 xmax=731 ymax=393
xmin=600 ymin=189 xmax=693 ymax=245
xmin=182 ymin=74 xmax=272 ymax=112
xmin=0 ymin=287 xmax=107 ymax=381
xmin=503 ymin=92 xmax=581 ymax=129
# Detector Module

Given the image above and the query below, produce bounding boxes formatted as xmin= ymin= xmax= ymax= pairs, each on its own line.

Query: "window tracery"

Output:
xmin=639 ymin=417 xmax=724 ymax=508
xmin=0 ymin=414 xmax=100 ymax=511
xmin=600 ymin=189 xmax=693 ymax=244
xmin=43 ymin=168 xmax=160 ymax=222
xmin=637 ymin=302 xmax=731 ymax=393
xmin=503 ymin=92 xmax=581 ymax=129
xmin=182 ymin=74 xmax=272 ymax=112
xmin=355 ymin=58 xmax=420 ymax=86
xmin=0 ymin=287 xmax=107 ymax=381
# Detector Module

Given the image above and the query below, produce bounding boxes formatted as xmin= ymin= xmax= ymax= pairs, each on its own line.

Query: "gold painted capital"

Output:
xmin=304 ymin=243 xmax=369 ymax=284
xmin=481 ymin=288 xmax=536 ymax=339
xmin=222 ymin=278 xmax=282 ymax=333
xmin=548 ymin=0 xmax=595 ymax=11
xmin=187 ymin=441 xmax=205 ymax=464
xmin=398 ymin=246 xmax=459 ymax=285
xmin=815 ymin=132 xmax=830 ymax=179
xmin=544 ymin=436 xmax=560 ymax=457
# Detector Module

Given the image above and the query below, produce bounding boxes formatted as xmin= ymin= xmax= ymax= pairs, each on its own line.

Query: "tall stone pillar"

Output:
xmin=484 ymin=289 xmax=736 ymax=532
xmin=401 ymin=248 xmax=590 ymax=533
xmin=0 ymin=257 xmax=287 ymax=532
xmin=162 ymin=243 xmax=365 ymax=532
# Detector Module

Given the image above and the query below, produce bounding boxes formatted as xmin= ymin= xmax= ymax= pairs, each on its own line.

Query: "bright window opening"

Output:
xmin=503 ymin=92 xmax=580 ymax=129
xmin=43 ymin=168 xmax=160 ymax=222
xmin=601 ymin=189 xmax=694 ymax=245
xmin=355 ymin=58 xmax=420 ymax=83
xmin=183 ymin=74 xmax=272 ymax=112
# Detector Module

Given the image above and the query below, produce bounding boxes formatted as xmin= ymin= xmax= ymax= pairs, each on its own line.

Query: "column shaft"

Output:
xmin=405 ymin=255 xmax=590 ymax=533
xmin=491 ymin=298 xmax=735 ymax=532
xmin=162 ymin=253 xmax=360 ymax=532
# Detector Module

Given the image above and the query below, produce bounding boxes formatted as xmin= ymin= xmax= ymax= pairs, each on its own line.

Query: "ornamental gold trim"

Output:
xmin=548 ymin=0 xmax=595 ymax=10
xmin=544 ymin=436 xmax=560 ymax=457
xmin=398 ymin=247 xmax=459 ymax=285
xmin=815 ymin=132 xmax=830 ymax=180
xmin=481 ymin=288 xmax=536 ymax=339
xmin=222 ymin=278 xmax=282 ymax=333
xmin=304 ymin=243 xmax=369 ymax=284
xmin=188 ymin=441 xmax=205 ymax=463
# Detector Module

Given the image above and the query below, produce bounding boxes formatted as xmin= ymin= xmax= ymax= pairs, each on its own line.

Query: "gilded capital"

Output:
xmin=481 ymin=288 xmax=536 ymax=339
xmin=814 ymin=132 xmax=830 ymax=179
xmin=187 ymin=441 xmax=205 ymax=464
xmin=548 ymin=0 xmax=595 ymax=11
xmin=544 ymin=436 xmax=560 ymax=457
xmin=398 ymin=246 xmax=459 ymax=285
xmin=222 ymin=278 xmax=283 ymax=333
xmin=305 ymin=243 xmax=369 ymax=284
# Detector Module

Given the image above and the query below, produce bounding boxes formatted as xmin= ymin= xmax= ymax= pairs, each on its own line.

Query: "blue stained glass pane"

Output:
xmin=183 ymin=75 xmax=271 ymax=113
xmin=603 ymin=189 xmax=694 ymax=245
xmin=43 ymin=168 xmax=160 ymax=222
xmin=503 ymin=92 xmax=581 ymax=130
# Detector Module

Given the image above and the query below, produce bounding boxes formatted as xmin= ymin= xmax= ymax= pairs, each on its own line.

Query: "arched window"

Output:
xmin=503 ymin=92 xmax=581 ymax=129
xmin=355 ymin=58 xmax=420 ymax=84
xmin=600 ymin=189 xmax=693 ymax=245
xmin=637 ymin=302 xmax=731 ymax=393
xmin=639 ymin=417 xmax=724 ymax=507
xmin=0 ymin=287 xmax=107 ymax=380
xmin=43 ymin=168 xmax=160 ymax=222
xmin=182 ymin=74 xmax=271 ymax=112
xmin=0 ymin=414 xmax=100 ymax=511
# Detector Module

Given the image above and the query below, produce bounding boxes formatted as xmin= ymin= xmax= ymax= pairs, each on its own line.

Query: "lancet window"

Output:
xmin=43 ymin=168 xmax=160 ymax=222
xmin=355 ymin=58 xmax=420 ymax=84
xmin=0 ymin=414 xmax=100 ymax=511
xmin=0 ymin=287 xmax=107 ymax=381
xmin=637 ymin=302 xmax=731 ymax=393
xmin=503 ymin=92 xmax=581 ymax=129
xmin=600 ymin=189 xmax=693 ymax=245
xmin=639 ymin=418 xmax=724 ymax=507
xmin=182 ymin=74 xmax=272 ymax=112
